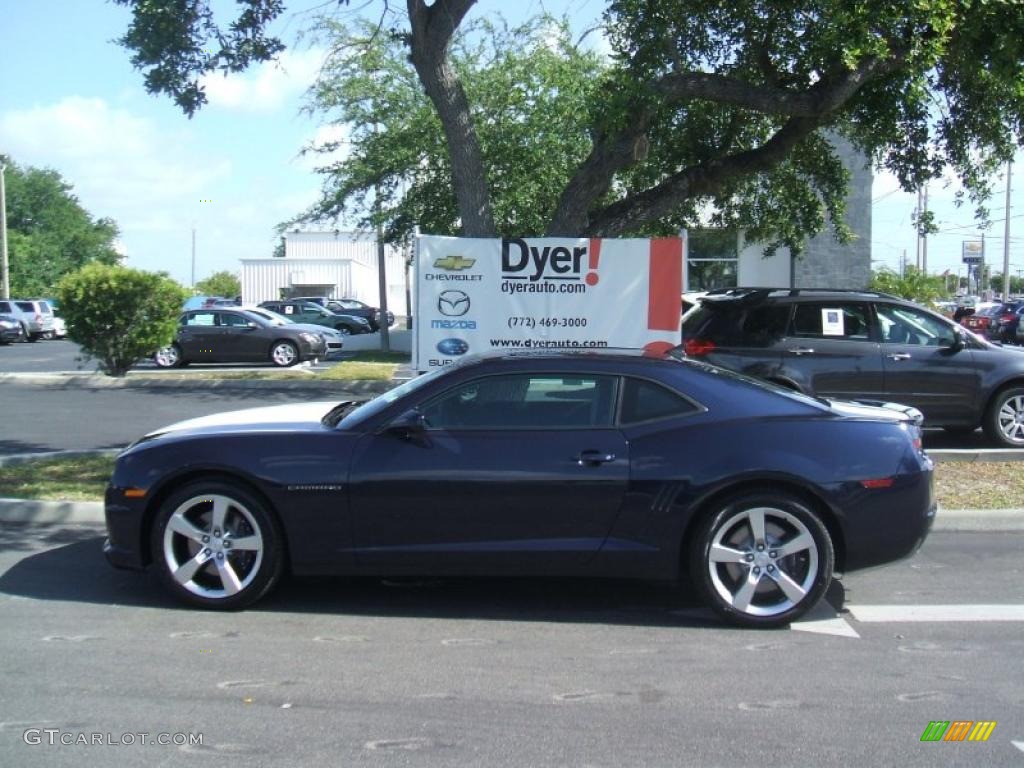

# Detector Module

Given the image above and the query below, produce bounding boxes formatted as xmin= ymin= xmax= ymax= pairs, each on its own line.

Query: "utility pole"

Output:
xmin=922 ymin=185 xmax=929 ymax=274
xmin=375 ymin=184 xmax=390 ymax=353
xmin=1003 ymin=159 xmax=1013 ymax=300
xmin=0 ymin=160 xmax=9 ymax=299
xmin=190 ymin=225 xmax=196 ymax=290
xmin=915 ymin=188 xmax=922 ymax=270
xmin=901 ymin=249 xmax=906 ymax=278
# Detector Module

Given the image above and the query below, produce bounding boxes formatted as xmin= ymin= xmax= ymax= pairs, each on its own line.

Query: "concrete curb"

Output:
xmin=0 ymin=498 xmax=1020 ymax=530
xmin=928 ymin=449 xmax=1024 ymax=462
xmin=0 ymin=372 xmax=395 ymax=395
xmin=0 ymin=449 xmax=123 ymax=468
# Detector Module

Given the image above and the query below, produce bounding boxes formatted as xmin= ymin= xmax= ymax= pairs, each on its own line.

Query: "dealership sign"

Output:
xmin=414 ymin=235 xmax=685 ymax=370
xmin=962 ymin=240 xmax=984 ymax=265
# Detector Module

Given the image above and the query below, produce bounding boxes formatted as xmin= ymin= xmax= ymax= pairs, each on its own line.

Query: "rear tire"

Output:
xmin=983 ymin=387 xmax=1024 ymax=447
xmin=690 ymin=489 xmax=834 ymax=628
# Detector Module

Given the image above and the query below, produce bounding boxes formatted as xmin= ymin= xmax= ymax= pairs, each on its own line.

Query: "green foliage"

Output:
xmin=988 ymin=273 xmax=1024 ymax=296
xmin=297 ymin=16 xmax=605 ymax=241
xmin=870 ymin=266 xmax=950 ymax=305
xmin=56 ymin=264 xmax=187 ymax=377
xmin=2 ymin=156 xmax=121 ymax=297
xmin=194 ymin=270 xmax=240 ymax=298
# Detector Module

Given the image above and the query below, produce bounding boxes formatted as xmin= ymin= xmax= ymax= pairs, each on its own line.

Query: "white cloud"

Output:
xmin=199 ymin=47 xmax=326 ymax=113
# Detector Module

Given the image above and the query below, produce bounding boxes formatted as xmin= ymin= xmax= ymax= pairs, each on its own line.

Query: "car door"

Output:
xmin=780 ymin=302 xmax=886 ymax=400
xmin=875 ymin=302 xmax=978 ymax=424
xmin=215 ymin=311 xmax=261 ymax=361
xmin=348 ymin=372 xmax=628 ymax=573
xmin=178 ymin=311 xmax=218 ymax=360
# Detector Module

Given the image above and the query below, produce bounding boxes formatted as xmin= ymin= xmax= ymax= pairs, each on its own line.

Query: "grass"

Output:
xmin=125 ymin=351 xmax=411 ymax=383
xmin=2 ymin=453 xmax=1021 ymax=507
xmin=0 ymin=455 xmax=116 ymax=501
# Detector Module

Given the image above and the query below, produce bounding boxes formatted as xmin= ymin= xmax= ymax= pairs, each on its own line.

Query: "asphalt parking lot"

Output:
xmin=0 ymin=525 xmax=1021 ymax=767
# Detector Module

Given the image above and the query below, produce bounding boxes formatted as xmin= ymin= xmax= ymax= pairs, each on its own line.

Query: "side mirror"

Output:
xmin=245 ymin=322 xmax=259 ymax=330
xmin=381 ymin=409 xmax=428 ymax=440
xmin=942 ymin=330 xmax=965 ymax=352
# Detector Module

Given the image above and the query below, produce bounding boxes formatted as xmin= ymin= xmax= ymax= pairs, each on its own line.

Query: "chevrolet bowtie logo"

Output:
xmin=434 ymin=255 xmax=476 ymax=271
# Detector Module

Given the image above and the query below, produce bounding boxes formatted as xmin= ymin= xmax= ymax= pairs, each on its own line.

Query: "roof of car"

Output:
xmin=699 ymin=287 xmax=905 ymax=306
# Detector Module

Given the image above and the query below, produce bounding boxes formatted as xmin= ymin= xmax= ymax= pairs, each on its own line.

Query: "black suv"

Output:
xmin=681 ymin=288 xmax=1024 ymax=447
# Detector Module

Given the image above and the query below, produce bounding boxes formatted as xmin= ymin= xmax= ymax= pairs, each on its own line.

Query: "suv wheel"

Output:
xmin=984 ymin=387 xmax=1024 ymax=447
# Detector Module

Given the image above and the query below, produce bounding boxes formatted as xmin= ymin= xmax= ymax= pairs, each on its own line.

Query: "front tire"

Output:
xmin=270 ymin=340 xmax=299 ymax=367
xmin=154 ymin=344 xmax=184 ymax=368
xmin=984 ymin=387 xmax=1024 ymax=447
xmin=690 ymin=490 xmax=834 ymax=628
xmin=150 ymin=480 xmax=284 ymax=609
xmin=335 ymin=325 xmax=352 ymax=336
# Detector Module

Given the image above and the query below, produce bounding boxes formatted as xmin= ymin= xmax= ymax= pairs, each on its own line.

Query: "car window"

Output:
xmin=15 ymin=301 xmax=34 ymax=312
xmin=620 ymin=378 xmax=699 ymax=424
xmin=0 ymin=302 xmax=11 ymax=313
xmin=185 ymin=312 xmax=216 ymax=327
xmin=218 ymin=312 xmax=250 ymax=327
xmin=876 ymin=304 xmax=956 ymax=346
xmin=791 ymin=303 xmax=871 ymax=340
xmin=421 ymin=374 xmax=618 ymax=429
xmin=37 ymin=301 xmax=51 ymax=313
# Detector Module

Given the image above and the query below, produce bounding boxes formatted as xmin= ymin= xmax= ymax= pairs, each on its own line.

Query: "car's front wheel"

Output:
xmin=335 ymin=325 xmax=352 ymax=336
xmin=690 ymin=490 xmax=834 ymax=628
xmin=151 ymin=481 xmax=284 ymax=609
xmin=270 ymin=340 xmax=299 ymax=367
xmin=984 ymin=387 xmax=1024 ymax=447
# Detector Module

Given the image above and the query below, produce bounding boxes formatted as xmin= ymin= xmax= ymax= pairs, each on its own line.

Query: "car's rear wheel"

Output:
xmin=151 ymin=481 xmax=284 ymax=609
xmin=270 ymin=340 xmax=299 ymax=367
xmin=983 ymin=387 xmax=1024 ymax=447
xmin=690 ymin=490 xmax=834 ymax=628
xmin=154 ymin=344 xmax=184 ymax=368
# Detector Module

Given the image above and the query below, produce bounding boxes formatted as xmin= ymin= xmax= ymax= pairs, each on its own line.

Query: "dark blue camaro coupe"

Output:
xmin=104 ymin=350 xmax=935 ymax=627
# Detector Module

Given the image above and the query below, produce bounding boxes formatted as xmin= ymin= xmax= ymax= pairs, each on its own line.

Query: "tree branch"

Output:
xmin=547 ymin=51 xmax=906 ymax=236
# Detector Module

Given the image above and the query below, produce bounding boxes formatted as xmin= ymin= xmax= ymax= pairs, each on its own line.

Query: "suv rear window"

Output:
xmin=682 ymin=302 xmax=789 ymax=348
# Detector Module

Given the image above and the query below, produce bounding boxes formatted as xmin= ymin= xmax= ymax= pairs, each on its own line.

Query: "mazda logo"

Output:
xmin=438 ymin=290 xmax=470 ymax=317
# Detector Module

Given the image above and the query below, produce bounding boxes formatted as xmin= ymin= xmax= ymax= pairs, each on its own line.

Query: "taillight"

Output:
xmin=34 ymin=314 xmax=42 ymax=322
xmin=1001 ymin=313 xmax=1015 ymax=323
xmin=683 ymin=338 xmax=716 ymax=356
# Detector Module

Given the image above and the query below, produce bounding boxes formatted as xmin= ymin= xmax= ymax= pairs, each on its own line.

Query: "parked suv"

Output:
xmin=292 ymin=296 xmax=395 ymax=331
xmin=0 ymin=299 xmax=54 ymax=341
xmin=680 ymin=288 xmax=1024 ymax=447
xmin=258 ymin=300 xmax=371 ymax=335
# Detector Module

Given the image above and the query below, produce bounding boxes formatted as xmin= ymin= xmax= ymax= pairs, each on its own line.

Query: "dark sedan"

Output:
xmin=0 ymin=314 xmax=26 ymax=344
xmin=105 ymin=351 xmax=933 ymax=628
xmin=154 ymin=308 xmax=327 ymax=368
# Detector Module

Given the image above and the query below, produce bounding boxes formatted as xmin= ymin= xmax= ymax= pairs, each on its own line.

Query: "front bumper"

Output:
xmin=103 ymin=486 xmax=147 ymax=570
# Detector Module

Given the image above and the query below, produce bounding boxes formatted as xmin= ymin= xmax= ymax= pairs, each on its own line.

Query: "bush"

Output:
xmin=57 ymin=264 xmax=187 ymax=376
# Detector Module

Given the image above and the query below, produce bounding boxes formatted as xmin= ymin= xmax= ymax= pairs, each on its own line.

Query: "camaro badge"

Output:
xmin=286 ymin=484 xmax=345 ymax=492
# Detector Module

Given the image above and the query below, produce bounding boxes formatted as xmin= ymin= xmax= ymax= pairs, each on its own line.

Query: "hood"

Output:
xmin=145 ymin=401 xmax=340 ymax=439
xmin=825 ymin=398 xmax=924 ymax=426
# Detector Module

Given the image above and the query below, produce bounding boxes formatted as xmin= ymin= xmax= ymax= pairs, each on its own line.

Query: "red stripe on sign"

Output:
xmin=648 ymin=238 xmax=683 ymax=330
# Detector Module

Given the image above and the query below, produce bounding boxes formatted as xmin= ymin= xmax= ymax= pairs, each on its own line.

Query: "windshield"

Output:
xmin=336 ymin=366 xmax=451 ymax=430
xmin=242 ymin=308 xmax=289 ymax=326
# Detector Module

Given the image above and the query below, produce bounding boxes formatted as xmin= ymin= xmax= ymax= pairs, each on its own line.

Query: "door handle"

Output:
xmin=576 ymin=450 xmax=616 ymax=466
xmin=887 ymin=353 xmax=911 ymax=361
xmin=787 ymin=347 xmax=815 ymax=355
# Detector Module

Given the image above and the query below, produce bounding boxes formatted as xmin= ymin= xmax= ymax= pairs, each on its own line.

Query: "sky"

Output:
xmin=1 ymin=0 xmax=1020 ymax=289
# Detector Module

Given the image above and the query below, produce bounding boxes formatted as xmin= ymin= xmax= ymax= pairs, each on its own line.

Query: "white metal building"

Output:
xmin=240 ymin=231 xmax=410 ymax=312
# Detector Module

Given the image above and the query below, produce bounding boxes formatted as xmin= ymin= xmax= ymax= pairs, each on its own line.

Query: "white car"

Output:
xmin=50 ymin=316 xmax=67 ymax=339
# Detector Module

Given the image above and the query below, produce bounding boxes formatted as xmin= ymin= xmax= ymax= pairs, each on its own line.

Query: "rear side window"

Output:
xmin=791 ymin=303 xmax=871 ymax=340
xmin=37 ymin=301 xmax=51 ymax=313
xmin=682 ymin=302 xmax=789 ymax=348
xmin=15 ymin=301 xmax=34 ymax=312
xmin=620 ymin=378 xmax=699 ymax=424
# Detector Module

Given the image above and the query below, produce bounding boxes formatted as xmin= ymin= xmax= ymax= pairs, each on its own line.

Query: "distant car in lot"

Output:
xmin=154 ymin=308 xmax=327 ymax=368
xmin=963 ymin=300 xmax=1024 ymax=343
xmin=292 ymin=296 xmax=394 ymax=331
xmin=0 ymin=299 xmax=54 ymax=342
xmin=240 ymin=306 xmax=345 ymax=357
xmin=0 ymin=314 xmax=26 ymax=344
xmin=183 ymin=296 xmax=241 ymax=311
xmin=104 ymin=350 xmax=934 ymax=628
xmin=258 ymin=300 xmax=371 ymax=335
xmin=680 ymin=288 xmax=1024 ymax=447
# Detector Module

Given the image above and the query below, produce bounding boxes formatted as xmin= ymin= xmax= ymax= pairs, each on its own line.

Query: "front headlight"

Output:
xmin=299 ymin=332 xmax=320 ymax=343
xmin=358 ymin=317 xmax=371 ymax=326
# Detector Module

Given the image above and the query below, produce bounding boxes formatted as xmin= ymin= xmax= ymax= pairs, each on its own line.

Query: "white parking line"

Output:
xmin=847 ymin=604 xmax=1024 ymax=622
xmin=790 ymin=602 xmax=860 ymax=638
xmin=1012 ymin=740 xmax=1024 ymax=754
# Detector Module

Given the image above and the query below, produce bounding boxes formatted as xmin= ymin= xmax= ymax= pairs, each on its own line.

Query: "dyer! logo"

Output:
xmin=438 ymin=290 xmax=470 ymax=316
xmin=501 ymin=238 xmax=600 ymax=286
xmin=920 ymin=721 xmax=996 ymax=742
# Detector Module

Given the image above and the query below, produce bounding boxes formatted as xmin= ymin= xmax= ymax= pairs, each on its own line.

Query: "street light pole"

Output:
xmin=375 ymin=183 xmax=390 ymax=353
xmin=0 ymin=161 xmax=9 ymax=300
xmin=1003 ymin=159 xmax=1012 ymax=300
xmin=191 ymin=225 xmax=196 ymax=290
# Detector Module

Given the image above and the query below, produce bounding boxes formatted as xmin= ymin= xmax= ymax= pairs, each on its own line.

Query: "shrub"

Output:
xmin=57 ymin=264 xmax=187 ymax=376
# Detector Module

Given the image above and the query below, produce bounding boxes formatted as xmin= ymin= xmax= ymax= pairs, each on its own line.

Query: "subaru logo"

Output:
xmin=438 ymin=290 xmax=470 ymax=317
xmin=436 ymin=338 xmax=469 ymax=356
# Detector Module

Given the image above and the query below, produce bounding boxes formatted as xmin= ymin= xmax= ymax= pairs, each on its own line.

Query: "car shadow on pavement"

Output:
xmin=0 ymin=524 xmax=847 ymax=630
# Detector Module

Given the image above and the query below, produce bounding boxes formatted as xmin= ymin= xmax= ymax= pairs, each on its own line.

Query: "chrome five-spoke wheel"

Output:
xmin=692 ymin=491 xmax=833 ymax=628
xmin=152 ymin=481 xmax=283 ymax=608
